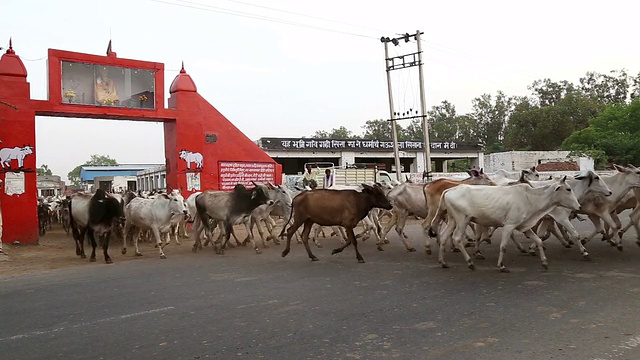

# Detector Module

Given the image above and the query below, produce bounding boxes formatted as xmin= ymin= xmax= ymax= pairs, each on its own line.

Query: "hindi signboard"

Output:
xmin=257 ymin=138 xmax=482 ymax=152
xmin=219 ymin=162 xmax=276 ymax=191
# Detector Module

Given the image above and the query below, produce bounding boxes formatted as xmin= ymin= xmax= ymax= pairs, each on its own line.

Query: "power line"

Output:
xmin=151 ymin=0 xmax=378 ymax=39
xmin=216 ymin=0 xmax=390 ymax=34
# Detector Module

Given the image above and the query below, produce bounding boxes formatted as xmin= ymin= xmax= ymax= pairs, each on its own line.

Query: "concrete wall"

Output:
xmin=483 ymin=151 xmax=594 ymax=172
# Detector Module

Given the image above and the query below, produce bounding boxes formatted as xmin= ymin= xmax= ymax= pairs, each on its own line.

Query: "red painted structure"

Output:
xmin=0 ymin=40 xmax=281 ymax=245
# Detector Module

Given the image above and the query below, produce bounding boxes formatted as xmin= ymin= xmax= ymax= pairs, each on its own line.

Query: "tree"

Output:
xmin=401 ymin=118 xmax=423 ymax=140
xmin=562 ymin=99 xmax=640 ymax=165
xmin=67 ymin=154 xmax=118 ymax=185
xmin=36 ymin=164 xmax=52 ymax=176
xmin=312 ymin=126 xmax=358 ymax=139
xmin=362 ymin=119 xmax=399 ymax=139
xmin=471 ymin=91 xmax=513 ymax=153
xmin=579 ymin=70 xmax=630 ymax=105
xmin=528 ymin=78 xmax=576 ymax=107
xmin=427 ymin=101 xmax=458 ymax=140
xmin=504 ymin=93 xmax=599 ymax=151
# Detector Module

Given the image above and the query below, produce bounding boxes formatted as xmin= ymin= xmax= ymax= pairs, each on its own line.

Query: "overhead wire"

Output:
xmin=151 ymin=0 xmax=545 ymax=88
xmin=151 ymin=0 xmax=379 ymax=39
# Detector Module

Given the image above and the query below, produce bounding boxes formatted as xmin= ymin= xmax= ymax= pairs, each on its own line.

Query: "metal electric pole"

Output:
xmin=381 ymin=30 xmax=431 ymax=181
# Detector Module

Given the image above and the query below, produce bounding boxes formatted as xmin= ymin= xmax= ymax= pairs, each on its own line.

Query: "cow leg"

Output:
xmin=619 ymin=206 xmax=640 ymax=241
xmin=299 ymin=220 xmax=320 ymax=261
xmin=122 ymin=221 xmax=131 ymax=255
xmin=265 ymin=217 xmax=280 ymax=245
xmin=282 ymin=218 xmax=304 ymax=258
xmin=217 ymin=223 xmax=235 ymax=254
xmin=244 ymin=220 xmax=261 ymax=254
xmin=452 ymin=218 xmax=474 ymax=270
xmin=252 ymin=216 xmax=269 ymax=250
xmin=151 ymin=227 xmax=167 ymax=259
xmin=312 ymin=225 xmax=323 ymax=248
xmin=330 ymin=226 xmax=362 ymax=263
xmin=88 ymin=228 xmax=98 ymax=262
xmin=582 ymin=215 xmax=605 ymax=245
xmin=102 ymin=232 xmax=113 ymax=264
xmin=523 ymin=229 xmax=548 ymax=271
xmin=172 ymin=224 xmax=181 ymax=245
xmin=379 ymin=210 xmax=398 ymax=244
xmin=600 ymin=212 xmax=624 ymax=250
xmin=73 ymin=227 xmax=87 ymax=259
xmin=438 ymin=215 xmax=456 ymax=268
xmin=497 ymin=226 xmax=517 ymax=273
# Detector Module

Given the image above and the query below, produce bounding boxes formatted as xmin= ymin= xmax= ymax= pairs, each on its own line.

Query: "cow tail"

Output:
xmin=68 ymin=198 xmax=80 ymax=241
xmin=428 ymin=191 xmax=447 ymax=238
xmin=278 ymin=205 xmax=294 ymax=238
xmin=193 ymin=193 xmax=208 ymax=239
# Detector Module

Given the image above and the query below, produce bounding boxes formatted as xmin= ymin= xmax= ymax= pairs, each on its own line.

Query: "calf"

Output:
xmin=69 ymin=189 xmax=126 ymax=263
xmin=281 ymin=183 xmax=393 ymax=263
xmin=121 ymin=192 xmax=188 ymax=259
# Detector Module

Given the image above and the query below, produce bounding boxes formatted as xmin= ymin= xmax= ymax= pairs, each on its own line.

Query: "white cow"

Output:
xmin=122 ymin=192 xmax=188 ymax=259
xmin=576 ymin=164 xmax=640 ymax=250
xmin=0 ymin=146 xmax=33 ymax=168
xmin=179 ymin=150 xmax=203 ymax=169
xmin=489 ymin=171 xmax=613 ymax=259
xmin=435 ymin=177 xmax=580 ymax=272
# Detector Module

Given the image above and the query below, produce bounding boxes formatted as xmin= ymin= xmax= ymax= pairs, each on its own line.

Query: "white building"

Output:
xmin=136 ymin=165 xmax=167 ymax=192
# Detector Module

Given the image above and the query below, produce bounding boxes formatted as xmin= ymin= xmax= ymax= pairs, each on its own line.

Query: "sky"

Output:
xmin=5 ymin=0 xmax=640 ymax=183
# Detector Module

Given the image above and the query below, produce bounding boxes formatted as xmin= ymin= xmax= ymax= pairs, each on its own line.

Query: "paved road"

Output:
xmin=2 ymin=220 xmax=640 ymax=360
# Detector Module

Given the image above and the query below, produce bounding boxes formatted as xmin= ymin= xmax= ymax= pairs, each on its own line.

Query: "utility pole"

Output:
xmin=381 ymin=30 xmax=431 ymax=181
xmin=382 ymin=40 xmax=403 ymax=181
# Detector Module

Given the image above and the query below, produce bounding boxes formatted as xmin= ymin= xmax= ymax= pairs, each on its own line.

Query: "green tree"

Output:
xmin=562 ymin=99 xmax=640 ymax=165
xmin=362 ymin=119 xmax=399 ymax=139
xmin=401 ymin=118 xmax=423 ymax=140
xmin=528 ymin=78 xmax=575 ymax=107
xmin=471 ymin=91 xmax=513 ymax=153
xmin=312 ymin=126 xmax=358 ymax=139
xmin=67 ymin=154 xmax=118 ymax=185
xmin=36 ymin=164 xmax=53 ymax=176
xmin=579 ymin=70 xmax=630 ymax=105
xmin=427 ymin=101 xmax=458 ymax=140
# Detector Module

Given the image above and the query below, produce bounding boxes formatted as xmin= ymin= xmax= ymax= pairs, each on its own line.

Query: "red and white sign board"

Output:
xmin=219 ymin=162 xmax=276 ymax=191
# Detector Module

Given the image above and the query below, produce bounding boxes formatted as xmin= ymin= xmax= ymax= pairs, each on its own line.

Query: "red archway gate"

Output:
xmin=0 ymin=41 xmax=281 ymax=245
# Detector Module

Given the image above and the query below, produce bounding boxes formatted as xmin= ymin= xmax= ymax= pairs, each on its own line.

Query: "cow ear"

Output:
xmin=470 ymin=169 xmax=479 ymax=177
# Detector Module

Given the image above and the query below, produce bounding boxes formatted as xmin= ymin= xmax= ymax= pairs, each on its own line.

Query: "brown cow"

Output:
xmin=281 ymin=183 xmax=393 ymax=263
xmin=421 ymin=169 xmax=495 ymax=254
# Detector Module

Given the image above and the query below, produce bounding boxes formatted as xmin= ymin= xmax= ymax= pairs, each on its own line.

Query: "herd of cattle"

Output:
xmin=35 ymin=164 xmax=640 ymax=272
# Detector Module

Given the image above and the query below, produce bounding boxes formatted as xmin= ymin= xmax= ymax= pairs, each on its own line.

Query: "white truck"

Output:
xmin=293 ymin=162 xmax=398 ymax=189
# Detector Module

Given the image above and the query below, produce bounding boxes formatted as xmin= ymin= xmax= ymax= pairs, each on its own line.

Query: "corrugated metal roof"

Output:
xmin=79 ymin=164 xmax=162 ymax=181
xmin=80 ymin=164 xmax=162 ymax=171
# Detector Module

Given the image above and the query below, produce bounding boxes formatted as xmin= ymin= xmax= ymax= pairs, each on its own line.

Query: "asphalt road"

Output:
xmin=2 ymin=219 xmax=640 ymax=360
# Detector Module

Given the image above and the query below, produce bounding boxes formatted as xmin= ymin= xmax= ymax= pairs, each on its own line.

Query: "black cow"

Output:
xmin=192 ymin=183 xmax=274 ymax=254
xmin=281 ymin=183 xmax=393 ymax=263
xmin=69 ymin=189 xmax=125 ymax=263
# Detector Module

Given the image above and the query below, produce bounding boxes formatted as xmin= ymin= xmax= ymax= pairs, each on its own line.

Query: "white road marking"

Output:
xmin=0 ymin=306 xmax=175 ymax=342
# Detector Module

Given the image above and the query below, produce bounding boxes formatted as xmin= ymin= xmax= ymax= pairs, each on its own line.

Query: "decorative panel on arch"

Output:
xmin=61 ymin=61 xmax=155 ymax=108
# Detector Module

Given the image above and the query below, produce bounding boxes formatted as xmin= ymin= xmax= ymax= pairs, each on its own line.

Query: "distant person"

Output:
xmin=324 ymin=168 xmax=334 ymax=188
xmin=302 ymin=163 xmax=319 ymax=189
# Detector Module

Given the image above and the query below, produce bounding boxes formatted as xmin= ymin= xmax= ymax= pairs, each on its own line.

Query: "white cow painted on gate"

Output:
xmin=0 ymin=146 xmax=33 ymax=169
xmin=179 ymin=150 xmax=203 ymax=169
